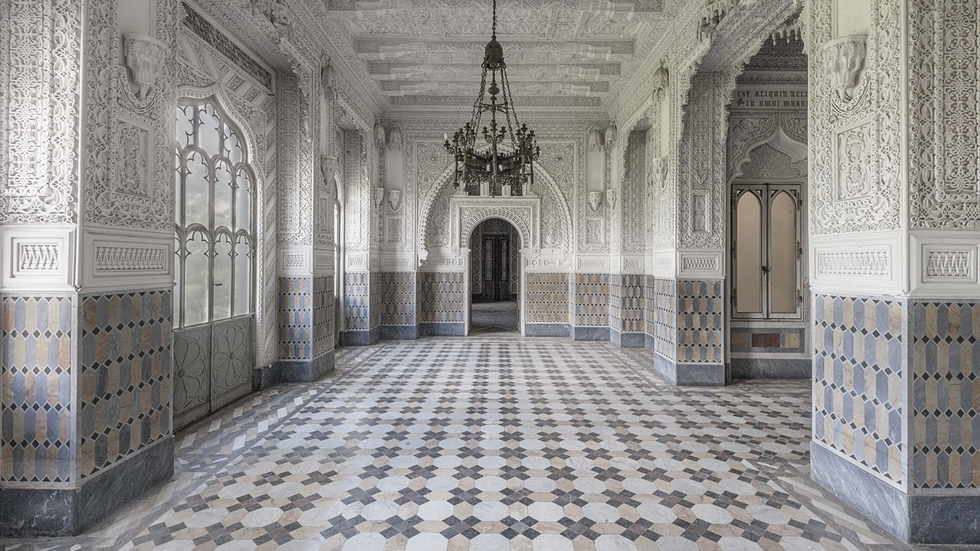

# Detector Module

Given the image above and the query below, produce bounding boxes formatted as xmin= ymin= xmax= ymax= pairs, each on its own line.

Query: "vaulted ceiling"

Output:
xmin=191 ymin=0 xmax=684 ymax=114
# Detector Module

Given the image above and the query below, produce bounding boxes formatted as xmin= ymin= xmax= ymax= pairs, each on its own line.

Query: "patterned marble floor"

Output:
xmin=1 ymin=336 xmax=966 ymax=550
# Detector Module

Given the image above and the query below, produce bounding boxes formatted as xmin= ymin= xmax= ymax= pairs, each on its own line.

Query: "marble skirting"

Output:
xmin=524 ymin=323 xmax=569 ymax=337
xmin=343 ymin=327 xmax=381 ymax=346
xmin=653 ymin=353 xmax=726 ymax=386
xmin=610 ymin=329 xmax=644 ymax=348
xmin=419 ymin=322 xmax=465 ymax=336
xmin=267 ymin=350 xmax=336 ymax=387
xmin=730 ymin=357 xmax=810 ymax=379
xmin=571 ymin=326 xmax=609 ymax=341
xmin=811 ymin=441 xmax=980 ymax=544
xmin=0 ymin=437 xmax=174 ymax=536
xmin=380 ymin=325 xmax=419 ymax=340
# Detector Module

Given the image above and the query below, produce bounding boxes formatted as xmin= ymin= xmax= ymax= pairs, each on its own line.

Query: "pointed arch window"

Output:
xmin=175 ymin=99 xmax=255 ymax=328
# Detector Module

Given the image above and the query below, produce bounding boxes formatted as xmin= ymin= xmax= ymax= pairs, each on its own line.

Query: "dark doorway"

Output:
xmin=470 ymin=219 xmax=520 ymax=332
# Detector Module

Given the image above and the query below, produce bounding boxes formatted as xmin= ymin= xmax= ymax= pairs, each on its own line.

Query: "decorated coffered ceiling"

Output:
xmin=323 ymin=0 xmax=674 ymax=110
xmin=191 ymin=0 xmax=681 ymax=112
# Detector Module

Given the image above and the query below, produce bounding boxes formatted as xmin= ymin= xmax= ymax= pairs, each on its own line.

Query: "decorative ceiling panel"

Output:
xmin=320 ymin=0 xmax=669 ymax=110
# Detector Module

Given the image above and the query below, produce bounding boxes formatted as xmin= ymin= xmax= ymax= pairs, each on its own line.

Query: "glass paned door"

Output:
xmin=731 ymin=183 xmax=802 ymax=320
xmin=174 ymin=98 xmax=256 ymax=429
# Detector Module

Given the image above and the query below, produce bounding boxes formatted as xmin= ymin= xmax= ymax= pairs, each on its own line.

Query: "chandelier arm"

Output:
xmin=500 ymin=69 xmax=520 ymax=150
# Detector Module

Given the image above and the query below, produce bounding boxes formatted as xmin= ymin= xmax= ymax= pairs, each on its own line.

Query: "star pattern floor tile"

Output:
xmin=0 ymin=336 xmax=964 ymax=550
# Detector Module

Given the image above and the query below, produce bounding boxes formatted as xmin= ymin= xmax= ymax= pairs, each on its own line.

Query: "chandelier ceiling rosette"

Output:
xmin=444 ymin=0 xmax=540 ymax=197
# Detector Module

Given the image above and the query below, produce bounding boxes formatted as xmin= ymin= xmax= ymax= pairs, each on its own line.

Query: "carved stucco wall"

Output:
xmin=909 ymin=0 xmax=980 ymax=229
xmin=0 ymin=0 xmax=82 ymax=224
xmin=808 ymin=0 xmax=902 ymax=235
xmin=412 ymin=121 xmax=583 ymax=258
xmin=177 ymin=11 xmax=279 ymax=366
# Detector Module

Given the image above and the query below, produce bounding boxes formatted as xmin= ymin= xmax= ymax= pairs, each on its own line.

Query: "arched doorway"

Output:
xmin=469 ymin=218 xmax=521 ymax=333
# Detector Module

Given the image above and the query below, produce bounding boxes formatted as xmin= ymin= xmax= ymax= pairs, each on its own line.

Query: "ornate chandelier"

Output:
xmin=444 ymin=0 xmax=539 ymax=197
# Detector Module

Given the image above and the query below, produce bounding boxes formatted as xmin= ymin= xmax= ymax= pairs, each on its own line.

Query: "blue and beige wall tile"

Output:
xmin=912 ymin=301 xmax=980 ymax=490
xmin=344 ymin=272 xmax=372 ymax=331
xmin=78 ymin=290 xmax=172 ymax=480
xmin=609 ymin=275 xmax=622 ymax=332
xmin=676 ymin=280 xmax=722 ymax=363
xmin=812 ymin=294 xmax=906 ymax=486
xmin=312 ymin=276 xmax=334 ymax=359
xmin=1 ymin=296 xmax=73 ymax=484
xmin=571 ymin=274 xmax=608 ymax=327
xmin=524 ymin=273 xmax=568 ymax=324
xmin=278 ymin=278 xmax=312 ymax=360
xmin=620 ymin=275 xmax=645 ymax=333
xmin=419 ymin=272 xmax=464 ymax=323
xmin=380 ymin=272 xmax=416 ymax=326
xmin=652 ymin=278 xmax=676 ymax=360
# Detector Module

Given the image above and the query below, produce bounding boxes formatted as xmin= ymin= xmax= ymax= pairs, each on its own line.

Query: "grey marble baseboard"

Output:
xmin=811 ymin=442 xmax=910 ymax=542
xmin=617 ymin=332 xmax=645 ymax=348
xmin=652 ymin=353 xmax=725 ymax=386
xmin=273 ymin=351 xmax=335 ymax=384
xmin=811 ymin=442 xmax=980 ymax=544
xmin=1 ymin=437 xmax=174 ymax=536
xmin=730 ymin=358 xmax=810 ymax=379
xmin=419 ymin=322 xmax=465 ymax=336
xmin=343 ymin=327 xmax=381 ymax=346
xmin=381 ymin=325 xmax=418 ymax=340
xmin=645 ymin=333 xmax=656 ymax=353
xmin=524 ymin=323 xmax=569 ymax=337
xmin=571 ymin=326 xmax=610 ymax=341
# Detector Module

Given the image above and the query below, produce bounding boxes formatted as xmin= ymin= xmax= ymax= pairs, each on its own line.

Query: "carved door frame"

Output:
xmin=452 ymin=196 xmax=540 ymax=336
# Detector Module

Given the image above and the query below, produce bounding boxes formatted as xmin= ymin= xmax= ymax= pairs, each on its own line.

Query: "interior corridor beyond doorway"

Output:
xmin=0 ymin=336 xmax=920 ymax=551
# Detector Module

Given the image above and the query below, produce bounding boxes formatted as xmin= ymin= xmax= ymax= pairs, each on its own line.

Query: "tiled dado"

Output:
xmin=344 ymin=272 xmax=372 ymax=331
xmin=1 ymin=296 xmax=73 ymax=484
xmin=677 ymin=280 xmax=723 ymax=363
xmin=912 ymin=301 xmax=980 ymax=490
xmin=571 ymin=273 xmax=608 ymax=326
xmin=524 ymin=272 xmax=568 ymax=323
xmin=278 ymin=278 xmax=312 ymax=360
xmin=312 ymin=276 xmax=334 ymax=359
xmin=418 ymin=272 xmax=464 ymax=323
xmin=380 ymin=272 xmax=416 ymax=326
xmin=813 ymin=294 xmax=906 ymax=486
xmin=609 ymin=275 xmax=644 ymax=333
xmin=79 ymin=290 xmax=172 ymax=480
xmin=651 ymin=277 xmax=676 ymax=360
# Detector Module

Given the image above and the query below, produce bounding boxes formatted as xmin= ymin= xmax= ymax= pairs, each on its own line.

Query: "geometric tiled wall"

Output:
xmin=312 ymin=276 xmax=334 ymax=359
xmin=524 ymin=273 xmax=568 ymax=324
xmin=609 ymin=275 xmax=622 ymax=332
xmin=652 ymin=278 xmax=677 ymax=360
xmin=380 ymin=272 xmax=416 ymax=326
xmin=571 ymin=273 xmax=608 ymax=326
xmin=676 ymin=280 xmax=724 ymax=363
xmin=78 ymin=290 xmax=172 ymax=480
xmin=618 ymin=274 xmax=644 ymax=333
xmin=344 ymin=272 xmax=372 ymax=331
xmin=1 ymin=296 xmax=73 ymax=484
xmin=278 ymin=277 xmax=313 ymax=360
xmin=812 ymin=294 xmax=906 ymax=487
xmin=912 ymin=301 xmax=980 ymax=490
xmin=418 ymin=272 xmax=464 ymax=323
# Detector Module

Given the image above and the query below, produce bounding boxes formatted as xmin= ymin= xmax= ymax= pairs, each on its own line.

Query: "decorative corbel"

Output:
xmin=374 ymin=121 xmax=386 ymax=152
xmin=606 ymin=189 xmax=617 ymax=210
xmin=604 ymin=124 xmax=617 ymax=152
xmin=651 ymin=64 xmax=669 ymax=104
xmin=822 ymin=35 xmax=867 ymax=101
xmin=387 ymin=125 xmax=403 ymax=152
xmin=589 ymin=191 xmax=603 ymax=212
xmin=123 ymin=34 xmax=166 ymax=98
xmin=387 ymin=189 xmax=402 ymax=211
xmin=588 ymin=127 xmax=603 ymax=151
xmin=373 ymin=187 xmax=385 ymax=209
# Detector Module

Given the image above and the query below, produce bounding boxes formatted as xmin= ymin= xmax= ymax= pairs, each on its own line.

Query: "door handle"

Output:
xmin=761 ymin=266 xmax=769 ymax=274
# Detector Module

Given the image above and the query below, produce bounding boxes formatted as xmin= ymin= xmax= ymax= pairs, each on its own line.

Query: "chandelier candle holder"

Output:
xmin=444 ymin=0 xmax=540 ymax=197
